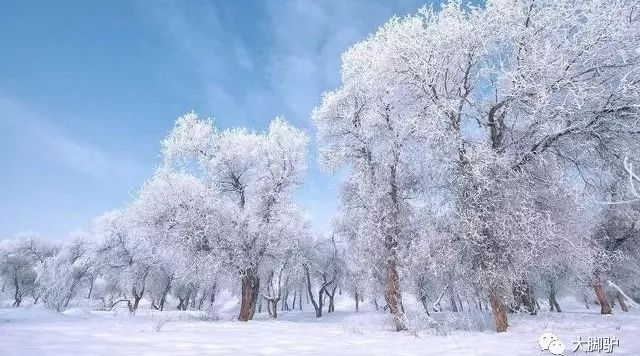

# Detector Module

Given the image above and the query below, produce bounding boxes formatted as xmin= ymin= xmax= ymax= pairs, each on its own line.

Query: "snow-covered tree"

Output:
xmin=0 ymin=233 xmax=56 ymax=307
xmin=315 ymin=0 xmax=640 ymax=332
xmin=161 ymin=113 xmax=308 ymax=321
xmin=37 ymin=232 xmax=96 ymax=311
xmin=93 ymin=209 xmax=156 ymax=314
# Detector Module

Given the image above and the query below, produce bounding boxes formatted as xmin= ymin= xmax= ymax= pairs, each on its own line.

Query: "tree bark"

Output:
xmin=449 ymin=293 xmax=458 ymax=312
xmin=86 ymin=276 xmax=95 ymax=299
xmin=159 ymin=276 xmax=173 ymax=311
xmin=12 ymin=275 xmax=21 ymax=307
xmin=238 ymin=269 xmax=260 ymax=321
xmin=419 ymin=295 xmax=430 ymax=315
xmin=512 ymin=280 xmax=536 ymax=315
xmin=209 ymin=282 xmax=217 ymax=306
xmin=355 ymin=291 xmax=360 ymax=312
xmin=548 ymin=282 xmax=561 ymax=312
xmin=616 ymin=292 xmax=629 ymax=312
xmin=593 ymin=284 xmax=612 ymax=315
xmin=282 ymin=289 xmax=289 ymax=311
xmin=489 ymin=289 xmax=508 ymax=332
xmin=385 ymin=257 xmax=406 ymax=331
xmin=132 ymin=291 xmax=143 ymax=313
xmin=292 ymin=290 xmax=297 ymax=311
xmin=326 ymin=284 xmax=337 ymax=313
xmin=304 ymin=264 xmax=324 ymax=318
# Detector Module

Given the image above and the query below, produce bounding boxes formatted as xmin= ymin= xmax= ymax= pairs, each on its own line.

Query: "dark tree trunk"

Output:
xmin=385 ymin=258 xmax=406 ymax=331
xmin=548 ymin=282 xmax=561 ymax=312
xmin=209 ymin=282 xmax=217 ymax=306
xmin=326 ymin=284 xmax=337 ymax=313
xmin=593 ymin=284 xmax=612 ymax=315
xmin=419 ymin=295 xmax=430 ymax=315
xmin=12 ymin=276 xmax=21 ymax=307
xmin=512 ymin=280 xmax=536 ymax=315
xmin=355 ymin=291 xmax=360 ymax=312
xmin=292 ymin=290 xmax=297 ymax=311
xmin=271 ymin=299 xmax=279 ymax=318
xmin=238 ymin=269 xmax=260 ymax=321
xmin=86 ymin=276 xmax=95 ymax=299
xmin=132 ymin=291 xmax=143 ymax=314
xmin=282 ymin=289 xmax=289 ymax=311
xmin=385 ymin=163 xmax=407 ymax=331
xmin=450 ymin=294 xmax=458 ymax=312
xmin=489 ymin=289 xmax=508 ymax=332
xmin=616 ymin=292 xmax=629 ymax=312
xmin=159 ymin=276 xmax=173 ymax=311
xmin=181 ymin=289 xmax=192 ymax=311
xmin=304 ymin=265 xmax=323 ymax=318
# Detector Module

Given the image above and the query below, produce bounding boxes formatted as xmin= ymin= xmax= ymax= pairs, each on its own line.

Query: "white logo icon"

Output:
xmin=539 ymin=332 xmax=566 ymax=355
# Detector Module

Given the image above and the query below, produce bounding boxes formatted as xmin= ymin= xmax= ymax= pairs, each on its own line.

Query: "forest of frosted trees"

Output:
xmin=1 ymin=0 xmax=640 ymax=334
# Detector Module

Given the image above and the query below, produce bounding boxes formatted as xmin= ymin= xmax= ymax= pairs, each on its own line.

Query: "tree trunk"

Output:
xmin=419 ymin=295 xmax=430 ymax=315
xmin=271 ymin=299 xmax=279 ymax=318
xmin=298 ymin=289 xmax=303 ymax=310
xmin=282 ymin=290 xmax=289 ymax=311
xmin=548 ymin=283 xmax=561 ymax=312
xmin=86 ymin=276 xmax=95 ymax=299
xmin=12 ymin=276 xmax=21 ymax=307
xmin=132 ymin=292 xmax=143 ymax=314
xmin=327 ymin=284 xmax=337 ymax=313
xmin=355 ymin=291 xmax=360 ymax=312
xmin=209 ymin=282 xmax=217 ymax=306
xmin=265 ymin=298 xmax=271 ymax=317
xmin=182 ymin=289 xmax=192 ymax=311
xmin=238 ymin=269 xmax=260 ymax=321
xmin=593 ymin=284 xmax=612 ymax=315
xmin=450 ymin=294 xmax=458 ymax=312
xmin=616 ymin=292 xmax=629 ymax=312
xmin=159 ymin=277 xmax=172 ymax=311
xmin=292 ymin=290 xmax=297 ymax=311
xmin=512 ymin=280 xmax=536 ymax=315
xmin=489 ymin=289 xmax=508 ymax=332
xmin=385 ymin=163 xmax=407 ymax=331
xmin=304 ymin=265 xmax=322 ymax=317
xmin=385 ymin=258 xmax=406 ymax=331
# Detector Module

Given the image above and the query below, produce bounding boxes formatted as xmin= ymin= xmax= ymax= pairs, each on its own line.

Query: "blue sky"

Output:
xmin=0 ymin=0 xmax=439 ymax=240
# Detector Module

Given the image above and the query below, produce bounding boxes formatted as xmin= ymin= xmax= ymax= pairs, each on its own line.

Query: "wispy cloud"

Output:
xmin=137 ymin=0 xmax=426 ymax=233
xmin=144 ymin=1 xmax=261 ymax=126
xmin=0 ymin=93 xmax=141 ymax=181
xmin=142 ymin=0 xmax=424 ymax=128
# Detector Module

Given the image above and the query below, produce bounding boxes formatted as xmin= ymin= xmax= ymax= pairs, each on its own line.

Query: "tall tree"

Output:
xmin=161 ymin=113 xmax=307 ymax=321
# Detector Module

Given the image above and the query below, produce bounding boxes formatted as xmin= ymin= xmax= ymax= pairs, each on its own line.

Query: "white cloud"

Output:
xmin=0 ymin=93 xmax=141 ymax=181
xmin=143 ymin=0 xmax=425 ymax=128
xmin=138 ymin=0 xmax=426 ymax=234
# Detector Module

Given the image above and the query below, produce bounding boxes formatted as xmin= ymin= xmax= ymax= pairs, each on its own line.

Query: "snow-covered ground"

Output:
xmin=0 ymin=301 xmax=638 ymax=355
